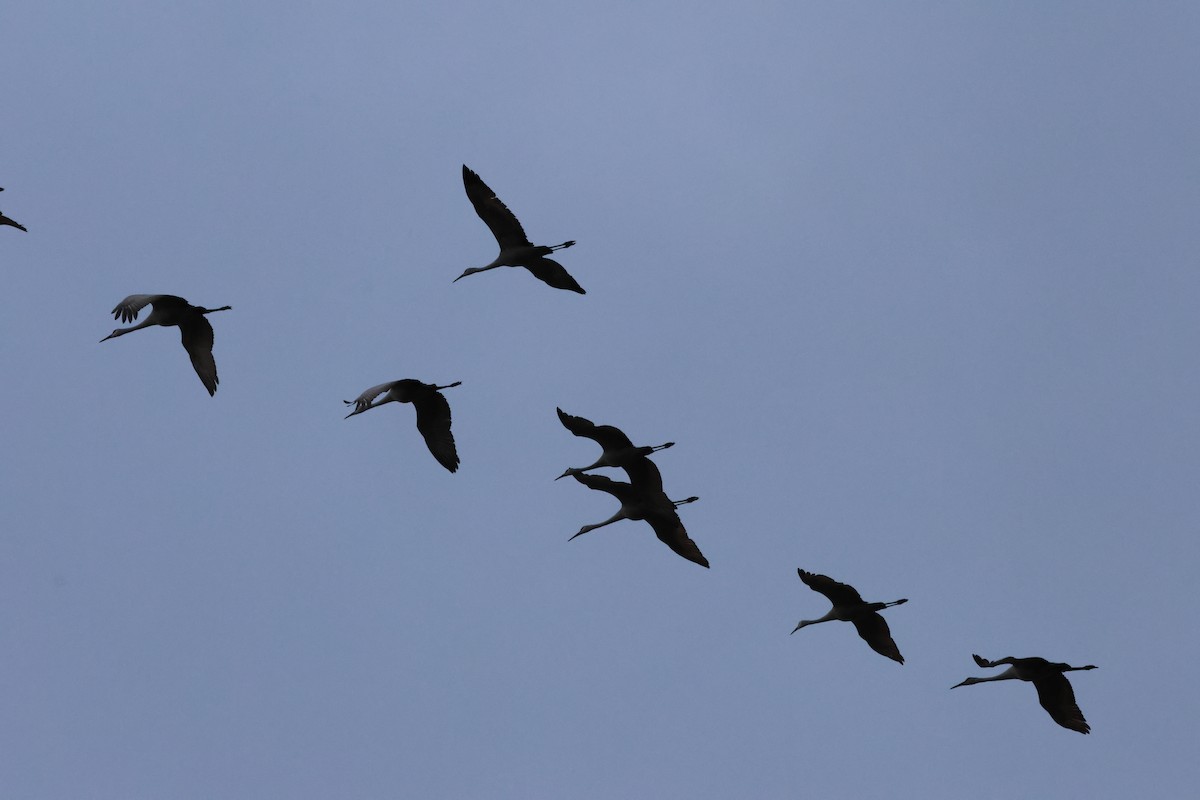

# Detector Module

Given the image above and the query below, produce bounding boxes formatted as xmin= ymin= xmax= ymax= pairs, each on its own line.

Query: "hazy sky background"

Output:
xmin=3 ymin=2 xmax=1198 ymax=797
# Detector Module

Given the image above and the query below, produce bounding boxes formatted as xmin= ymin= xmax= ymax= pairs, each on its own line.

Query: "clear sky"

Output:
xmin=2 ymin=2 xmax=1198 ymax=797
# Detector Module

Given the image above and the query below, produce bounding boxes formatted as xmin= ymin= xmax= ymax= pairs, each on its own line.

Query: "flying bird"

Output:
xmin=569 ymin=464 xmax=708 ymax=568
xmin=454 ymin=165 xmax=583 ymax=293
xmin=555 ymin=407 xmax=674 ymax=480
xmin=344 ymin=379 xmax=462 ymax=473
xmin=952 ymin=654 xmax=1097 ymax=734
xmin=791 ymin=569 xmax=908 ymax=664
xmin=0 ymin=189 xmax=26 ymax=232
xmin=100 ymin=294 xmax=231 ymax=396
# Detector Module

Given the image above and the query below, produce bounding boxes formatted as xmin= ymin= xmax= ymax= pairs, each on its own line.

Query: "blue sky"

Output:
xmin=2 ymin=2 xmax=1198 ymax=797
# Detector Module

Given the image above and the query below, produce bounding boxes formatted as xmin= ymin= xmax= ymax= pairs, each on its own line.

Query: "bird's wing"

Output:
xmin=646 ymin=507 xmax=710 ymax=568
xmin=621 ymin=455 xmax=664 ymax=494
xmin=556 ymin=408 xmax=636 ymax=449
xmin=413 ymin=387 xmax=460 ymax=473
xmin=1033 ymin=674 xmax=1090 ymax=734
xmin=346 ymin=380 xmax=401 ymax=412
xmin=0 ymin=212 xmax=27 ymax=232
xmin=972 ymin=654 xmax=1019 ymax=669
xmin=572 ymin=471 xmax=631 ymax=499
xmin=852 ymin=613 xmax=904 ymax=664
xmin=110 ymin=294 xmax=170 ymax=323
xmin=796 ymin=569 xmax=866 ymax=605
xmin=462 ymin=165 xmax=532 ymax=249
xmin=524 ymin=257 xmax=585 ymax=294
xmin=179 ymin=315 xmax=219 ymax=396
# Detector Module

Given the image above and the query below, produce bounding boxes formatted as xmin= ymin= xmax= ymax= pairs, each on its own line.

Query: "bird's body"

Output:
xmin=344 ymin=379 xmax=462 ymax=473
xmin=555 ymin=408 xmax=673 ymax=480
xmin=952 ymin=654 xmax=1097 ymax=734
xmin=100 ymin=294 xmax=231 ymax=396
xmin=0 ymin=188 xmax=26 ymax=232
xmin=791 ymin=569 xmax=908 ymax=664
xmin=455 ymin=165 xmax=583 ymax=293
xmin=569 ymin=463 xmax=707 ymax=568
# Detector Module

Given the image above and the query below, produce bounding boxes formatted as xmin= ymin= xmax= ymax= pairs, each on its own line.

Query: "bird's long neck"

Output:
xmin=953 ymin=667 xmax=1020 ymax=687
xmin=101 ymin=318 xmax=156 ymax=341
xmin=791 ymin=608 xmax=839 ymax=633
xmin=455 ymin=261 xmax=504 ymax=281
xmin=570 ymin=510 xmax=629 ymax=540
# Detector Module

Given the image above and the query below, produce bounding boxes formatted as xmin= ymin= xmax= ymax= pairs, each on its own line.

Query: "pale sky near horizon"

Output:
xmin=3 ymin=2 xmax=1198 ymax=798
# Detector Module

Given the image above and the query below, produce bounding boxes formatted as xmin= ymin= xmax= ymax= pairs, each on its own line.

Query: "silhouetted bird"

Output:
xmin=0 ymin=189 xmax=26 ymax=232
xmin=791 ymin=569 xmax=908 ymax=664
xmin=100 ymin=294 xmax=231 ymax=396
xmin=569 ymin=458 xmax=707 ymax=567
xmin=454 ymin=165 xmax=583 ymax=293
xmin=344 ymin=379 xmax=462 ymax=473
xmin=554 ymin=407 xmax=673 ymax=480
xmin=952 ymin=654 xmax=1097 ymax=734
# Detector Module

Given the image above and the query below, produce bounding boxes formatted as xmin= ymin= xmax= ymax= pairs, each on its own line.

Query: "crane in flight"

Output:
xmin=454 ymin=165 xmax=584 ymax=293
xmin=951 ymin=654 xmax=1097 ymax=734
xmin=791 ymin=569 xmax=908 ymax=664
xmin=568 ymin=455 xmax=708 ymax=568
xmin=100 ymin=294 xmax=231 ymax=396
xmin=344 ymin=379 xmax=463 ymax=473
xmin=0 ymin=188 xmax=26 ymax=232
xmin=554 ymin=407 xmax=674 ymax=480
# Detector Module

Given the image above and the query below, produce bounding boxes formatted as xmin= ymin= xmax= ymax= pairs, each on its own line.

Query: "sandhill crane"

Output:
xmin=952 ymin=654 xmax=1097 ymax=734
xmin=100 ymin=294 xmax=231 ymax=396
xmin=554 ymin=407 xmax=674 ymax=480
xmin=0 ymin=188 xmax=26 ymax=232
xmin=569 ymin=461 xmax=708 ymax=568
xmin=454 ymin=165 xmax=584 ymax=294
xmin=791 ymin=569 xmax=908 ymax=664
xmin=344 ymin=379 xmax=462 ymax=473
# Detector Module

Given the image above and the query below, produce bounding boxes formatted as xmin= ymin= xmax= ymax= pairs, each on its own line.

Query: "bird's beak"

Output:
xmin=100 ymin=332 xmax=117 ymax=342
xmin=950 ymin=680 xmax=968 ymax=689
xmin=343 ymin=402 xmax=365 ymax=419
xmin=554 ymin=469 xmax=573 ymax=481
xmin=790 ymin=622 xmax=803 ymax=635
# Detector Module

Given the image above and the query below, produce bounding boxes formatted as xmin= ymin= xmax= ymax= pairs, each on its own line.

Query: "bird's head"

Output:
xmin=343 ymin=400 xmax=369 ymax=419
xmin=100 ymin=329 xmax=124 ymax=342
xmin=950 ymin=677 xmax=985 ymax=689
